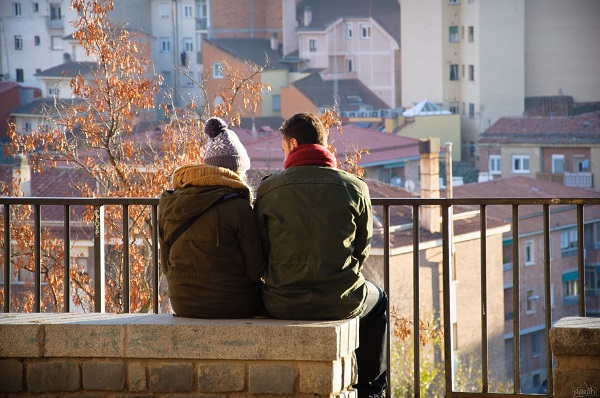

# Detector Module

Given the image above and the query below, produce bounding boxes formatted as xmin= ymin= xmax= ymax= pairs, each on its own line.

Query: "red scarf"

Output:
xmin=284 ymin=144 xmax=337 ymax=169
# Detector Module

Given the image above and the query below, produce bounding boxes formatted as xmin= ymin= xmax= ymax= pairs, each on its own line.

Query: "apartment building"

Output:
xmin=477 ymin=112 xmax=600 ymax=192
xmin=401 ymin=0 xmax=600 ymax=161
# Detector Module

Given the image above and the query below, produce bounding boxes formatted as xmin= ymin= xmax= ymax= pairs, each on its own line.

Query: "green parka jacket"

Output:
xmin=254 ymin=166 xmax=372 ymax=320
xmin=159 ymin=165 xmax=264 ymax=318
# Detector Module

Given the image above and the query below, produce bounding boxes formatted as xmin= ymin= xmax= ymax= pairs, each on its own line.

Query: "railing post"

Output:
xmin=34 ymin=204 xmax=41 ymax=313
xmin=577 ymin=204 xmax=586 ymax=316
xmin=93 ymin=205 xmax=105 ymax=313
xmin=63 ymin=205 xmax=70 ymax=313
xmin=123 ymin=205 xmax=130 ymax=313
xmin=512 ymin=205 xmax=521 ymax=392
xmin=152 ymin=204 xmax=159 ymax=314
xmin=3 ymin=204 xmax=10 ymax=313
xmin=442 ymin=204 xmax=453 ymax=396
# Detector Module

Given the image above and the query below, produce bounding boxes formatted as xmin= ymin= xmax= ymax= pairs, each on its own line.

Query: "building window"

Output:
xmin=489 ymin=155 xmax=501 ymax=175
xmin=346 ymin=58 xmax=353 ymax=72
xmin=449 ymin=101 xmax=459 ymax=114
xmin=524 ymin=240 xmax=534 ymax=266
xmin=34 ymin=35 xmax=40 ymax=46
xmin=183 ymin=38 xmax=193 ymax=52
xmin=50 ymin=3 xmax=61 ymax=20
xmin=552 ymin=154 xmax=565 ymax=173
xmin=212 ymin=62 xmax=223 ymax=79
xmin=345 ymin=23 xmax=352 ymax=39
xmin=561 ymin=228 xmax=577 ymax=252
xmin=159 ymin=3 xmax=170 ymax=18
xmin=16 ymin=68 xmax=24 ymax=83
xmin=449 ymin=0 xmax=459 ymax=4
xmin=183 ymin=4 xmax=193 ymax=17
xmin=526 ymin=290 xmax=537 ymax=313
xmin=449 ymin=26 xmax=458 ymax=42
xmin=468 ymin=26 xmax=474 ymax=42
xmin=24 ymin=122 xmax=32 ymax=131
xmin=512 ymin=155 xmax=530 ymax=173
xmin=452 ymin=322 xmax=458 ymax=350
xmin=574 ymin=155 xmax=590 ymax=172
xmin=160 ymin=38 xmax=171 ymax=53
xmin=48 ymin=87 xmax=59 ymax=96
xmin=13 ymin=2 xmax=21 ymax=16
xmin=309 ymin=38 xmax=317 ymax=52
xmin=33 ymin=2 xmax=39 ymax=12
xmin=531 ymin=333 xmax=541 ymax=356
xmin=468 ymin=103 xmax=475 ymax=119
xmin=562 ymin=273 xmax=578 ymax=298
xmin=51 ymin=36 xmax=63 ymax=50
xmin=272 ymin=94 xmax=281 ymax=112
xmin=360 ymin=24 xmax=372 ymax=39
xmin=14 ymin=36 xmax=23 ymax=50
xmin=469 ymin=64 xmax=475 ymax=81
xmin=449 ymin=64 xmax=459 ymax=81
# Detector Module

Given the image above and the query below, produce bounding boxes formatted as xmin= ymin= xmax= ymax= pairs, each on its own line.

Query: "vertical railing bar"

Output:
xmin=512 ymin=204 xmax=521 ymax=392
xmin=383 ymin=204 xmax=391 ymax=398
xmin=93 ymin=204 xmax=105 ymax=313
xmin=63 ymin=205 xmax=70 ymax=313
xmin=480 ymin=205 xmax=488 ymax=392
xmin=543 ymin=204 xmax=553 ymax=396
xmin=576 ymin=204 xmax=585 ymax=316
xmin=152 ymin=204 xmax=159 ymax=314
xmin=442 ymin=204 xmax=453 ymax=397
xmin=413 ymin=204 xmax=421 ymax=398
xmin=34 ymin=204 xmax=41 ymax=313
xmin=3 ymin=204 xmax=11 ymax=313
xmin=122 ymin=205 xmax=130 ymax=313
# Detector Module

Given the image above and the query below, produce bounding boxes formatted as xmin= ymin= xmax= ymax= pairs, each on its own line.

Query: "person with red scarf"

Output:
xmin=254 ymin=112 xmax=387 ymax=398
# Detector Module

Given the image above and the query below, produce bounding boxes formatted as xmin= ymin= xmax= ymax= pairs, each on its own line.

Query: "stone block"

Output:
xmin=198 ymin=362 xmax=245 ymax=392
xmin=550 ymin=316 xmax=600 ymax=357
xmin=342 ymin=353 xmax=358 ymax=387
xmin=0 ymin=318 xmax=42 ymax=357
xmin=249 ymin=363 xmax=295 ymax=394
xmin=27 ymin=361 xmax=80 ymax=392
xmin=127 ymin=315 xmax=358 ymax=361
xmin=82 ymin=361 xmax=125 ymax=390
xmin=299 ymin=360 xmax=342 ymax=395
xmin=149 ymin=363 xmax=194 ymax=392
xmin=0 ymin=359 xmax=23 ymax=392
xmin=128 ymin=362 xmax=147 ymax=392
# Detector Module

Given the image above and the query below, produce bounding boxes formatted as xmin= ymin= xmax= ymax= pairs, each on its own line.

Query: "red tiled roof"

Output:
xmin=478 ymin=112 xmax=600 ymax=145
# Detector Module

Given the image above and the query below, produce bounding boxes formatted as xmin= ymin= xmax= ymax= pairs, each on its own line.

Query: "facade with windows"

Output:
xmin=477 ymin=112 xmax=600 ymax=192
xmin=456 ymin=176 xmax=600 ymax=393
xmin=400 ymin=0 xmax=600 ymax=161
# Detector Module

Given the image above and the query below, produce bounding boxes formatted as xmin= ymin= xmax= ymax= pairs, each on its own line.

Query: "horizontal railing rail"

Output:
xmin=2 ymin=196 xmax=600 ymax=397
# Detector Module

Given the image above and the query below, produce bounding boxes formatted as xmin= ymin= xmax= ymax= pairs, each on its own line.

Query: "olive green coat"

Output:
xmin=254 ymin=166 xmax=372 ymax=320
xmin=159 ymin=165 xmax=264 ymax=318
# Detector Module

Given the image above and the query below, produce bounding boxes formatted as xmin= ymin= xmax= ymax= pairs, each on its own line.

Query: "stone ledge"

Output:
xmin=0 ymin=313 xmax=359 ymax=397
xmin=0 ymin=313 xmax=359 ymax=361
xmin=549 ymin=316 xmax=600 ymax=358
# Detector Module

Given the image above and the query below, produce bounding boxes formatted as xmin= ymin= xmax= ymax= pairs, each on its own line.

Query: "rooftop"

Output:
xmin=205 ymin=38 xmax=288 ymax=70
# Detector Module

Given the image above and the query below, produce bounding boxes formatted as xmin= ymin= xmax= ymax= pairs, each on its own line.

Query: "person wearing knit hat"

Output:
xmin=158 ymin=117 xmax=264 ymax=319
xmin=203 ymin=117 xmax=251 ymax=175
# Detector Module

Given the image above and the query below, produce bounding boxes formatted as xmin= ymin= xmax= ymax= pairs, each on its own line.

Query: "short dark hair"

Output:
xmin=280 ymin=112 xmax=327 ymax=146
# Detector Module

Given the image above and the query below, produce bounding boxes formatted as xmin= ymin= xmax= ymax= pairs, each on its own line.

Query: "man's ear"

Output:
xmin=290 ymin=138 xmax=299 ymax=149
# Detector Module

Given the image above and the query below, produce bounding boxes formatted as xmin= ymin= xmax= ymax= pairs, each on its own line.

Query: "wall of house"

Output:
xmin=365 ymin=228 xmax=507 ymax=383
xmin=395 ymin=114 xmax=462 ymax=162
xmin=524 ymin=0 xmax=600 ymax=102
xmin=280 ymin=84 xmax=318 ymax=119
xmin=211 ymin=0 xmax=283 ymax=40
xmin=501 ymin=146 xmax=541 ymax=178
xmin=202 ymin=41 xmax=265 ymax=117
xmin=260 ymin=69 xmax=289 ymax=117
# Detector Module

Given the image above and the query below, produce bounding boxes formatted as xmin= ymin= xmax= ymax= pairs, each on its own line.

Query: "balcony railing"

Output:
xmin=2 ymin=196 xmax=600 ymax=397
xmin=536 ymin=172 xmax=593 ymax=189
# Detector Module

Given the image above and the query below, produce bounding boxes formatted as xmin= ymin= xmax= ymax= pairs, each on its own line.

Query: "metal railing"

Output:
xmin=2 ymin=196 xmax=600 ymax=397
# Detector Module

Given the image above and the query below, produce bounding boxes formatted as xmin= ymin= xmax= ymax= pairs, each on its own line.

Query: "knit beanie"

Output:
xmin=203 ymin=117 xmax=251 ymax=174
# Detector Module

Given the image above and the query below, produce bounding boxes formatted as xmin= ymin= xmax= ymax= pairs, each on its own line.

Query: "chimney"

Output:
xmin=13 ymin=154 xmax=31 ymax=196
xmin=304 ymin=5 xmax=312 ymax=26
xmin=419 ymin=138 xmax=440 ymax=233
xmin=270 ymin=33 xmax=278 ymax=51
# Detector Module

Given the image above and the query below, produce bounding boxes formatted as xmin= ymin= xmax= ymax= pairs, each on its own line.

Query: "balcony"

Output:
xmin=45 ymin=16 xmax=64 ymax=30
xmin=1 ymin=196 xmax=600 ymax=397
xmin=536 ymin=172 xmax=593 ymax=189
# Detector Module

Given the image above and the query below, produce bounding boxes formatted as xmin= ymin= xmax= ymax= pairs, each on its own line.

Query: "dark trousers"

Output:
xmin=355 ymin=280 xmax=388 ymax=397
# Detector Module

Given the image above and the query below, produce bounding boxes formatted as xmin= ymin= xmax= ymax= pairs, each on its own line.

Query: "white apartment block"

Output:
xmin=1 ymin=0 xmax=210 ymax=109
xmin=401 ymin=0 xmax=600 ymax=161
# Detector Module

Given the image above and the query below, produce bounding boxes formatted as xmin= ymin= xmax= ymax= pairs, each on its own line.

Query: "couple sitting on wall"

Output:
xmin=158 ymin=112 xmax=387 ymax=397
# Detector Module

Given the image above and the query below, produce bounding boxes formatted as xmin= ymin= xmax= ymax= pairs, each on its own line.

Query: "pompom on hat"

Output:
xmin=203 ymin=117 xmax=251 ymax=174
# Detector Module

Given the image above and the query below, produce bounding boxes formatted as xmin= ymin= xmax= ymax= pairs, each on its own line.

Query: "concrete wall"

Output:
xmin=0 ymin=313 xmax=359 ymax=397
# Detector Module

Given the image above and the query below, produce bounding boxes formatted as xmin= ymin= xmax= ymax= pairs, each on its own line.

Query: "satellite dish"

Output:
xmin=405 ymin=180 xmax=415 ymax=192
